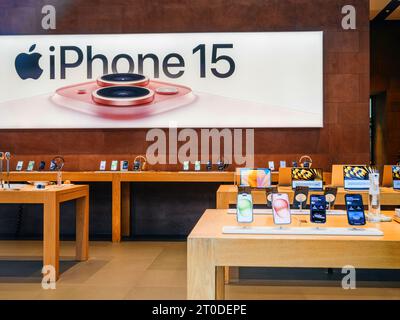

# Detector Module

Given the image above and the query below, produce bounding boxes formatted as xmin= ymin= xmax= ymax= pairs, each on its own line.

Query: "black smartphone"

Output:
xmin=38 ymin=161 xmax=46 ymax=171
xmin=121 ymin=160 xmax=129 ymax=171
xmin=206 ymin=161 xmax=212 ymax=171
xmin=310 ymin=194 xmax=327 ymax=224
xmin=133 ymin=161 xmax=141 ymax=171
xmin=292 ymin=186 xmax=309 ymax=209
xmin=345 ymin=194 xmax=366 ymax=226
xmin=265 ymin=186 xmax=278 ymax=209
xmin=217 ymin=160 xmax=229 ymax=171
xmin=324 ymin=187 xmax=337 ymax=209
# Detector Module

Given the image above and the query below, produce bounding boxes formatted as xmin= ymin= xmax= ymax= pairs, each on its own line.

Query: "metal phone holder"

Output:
xmin=5 ymin=152 xmax=11 ymax=189
xmin=133 ymin=155 xmax=147 ymax=171
xmin=51 ymin=156 xmax=65 ymax=186
xmin=0 ymin=152 xmax=4 ymax=188
xmin=299 ymin=155 xmax=313 ymax=168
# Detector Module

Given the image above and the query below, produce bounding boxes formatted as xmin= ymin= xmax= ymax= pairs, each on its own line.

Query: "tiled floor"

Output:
xmin=0 ymin=240 xmax=400 ymax=300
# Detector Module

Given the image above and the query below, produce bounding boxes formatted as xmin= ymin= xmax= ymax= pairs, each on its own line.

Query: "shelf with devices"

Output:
xmin=3 ymin=150 xmax=400 ymax=242
xmin=0 ymin=152 xmax=236 ymax=242
xmin=219 ymin=160 xmax=400 ymax=285
xmin=218 ymin=162 xmax=400 ymax=219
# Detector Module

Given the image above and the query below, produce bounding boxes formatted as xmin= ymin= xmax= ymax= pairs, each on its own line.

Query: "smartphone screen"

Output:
xmin=345 ymin=194 xmax=366 ymax=226
xmin=38 ymin=161 xmax=45 ymax=170
xmin=237 ymin=192 xmax=253 ymax=223
xmin=310 ymin=195 xmax=326 ymax=224
xmin=272 ymin=193 xmax=291 ymax=225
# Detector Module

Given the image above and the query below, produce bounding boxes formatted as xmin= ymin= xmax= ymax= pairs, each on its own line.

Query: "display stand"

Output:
xmin=222 ymin=226 xmax=384 ymax=236
xmin=227 ymin=208 xmax=346 ymax=215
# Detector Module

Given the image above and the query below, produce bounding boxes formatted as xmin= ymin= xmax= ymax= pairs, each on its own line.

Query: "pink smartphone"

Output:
xmin=272 ymin=193 xmax=291 ymax=225
xmin=51 ymin=73 xmax=196 ymax=119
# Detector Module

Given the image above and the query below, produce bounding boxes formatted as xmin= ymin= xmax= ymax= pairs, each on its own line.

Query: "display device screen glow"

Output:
xmin=239 ymin=168 xmax=271 ymax=188
xmin=345 ymin=194 xmax=366 ymax=226
xmin=291 ymin=168 xmax=323 ymax=190
xmin=237 ymin=193 xmax=253 ymax=223
xmin=272 ymin=193 xmax=291 ymax=225
xmin=393 ymin=166 xmax=400 ymax=190
xmin=310 ymin=195 xmax=326 ymax=224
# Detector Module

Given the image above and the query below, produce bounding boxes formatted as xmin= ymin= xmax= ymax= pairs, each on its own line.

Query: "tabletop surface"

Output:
xmin=0 ymin=184 xmax=87 ymax=194
xmin=189 ymin=209 xmax=400 ymax=242
xmin=218 ymin=184 xmax=400 ymax=194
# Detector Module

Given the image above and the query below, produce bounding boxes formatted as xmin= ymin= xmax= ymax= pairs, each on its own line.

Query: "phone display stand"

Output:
xmin=228 ymin=208 xmax=346 ymax=215
xmin=223 ymin=226 xmax=384 ymax=236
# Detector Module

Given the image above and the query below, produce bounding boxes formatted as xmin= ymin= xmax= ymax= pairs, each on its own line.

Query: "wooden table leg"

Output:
xmin=112 ymin=175 xmax=121 ymax=243
xmin=187 ymin=238 xmax=218 ymax=300
xmin=225 ymin=266 xmax=239 ymax=284
xmin=121 ymin=182 xmax=131 ymax=237
xmin=215 ymin=266 xmax=225 ymax=300
xmin=76 ymin=193 xmax=89 ymax=261
xmin=43 ymin=194 xmax=60 ymax=280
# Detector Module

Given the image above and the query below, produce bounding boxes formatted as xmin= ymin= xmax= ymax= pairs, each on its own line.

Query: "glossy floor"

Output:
xmin=0 ymin=241 xmax=400 ymax=300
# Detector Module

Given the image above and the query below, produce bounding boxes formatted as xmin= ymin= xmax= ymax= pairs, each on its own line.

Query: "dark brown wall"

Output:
xmin=371 ymin=21 xmax=400 ymax=167
xmin=0 ymin=0 xmax=370 ymax=171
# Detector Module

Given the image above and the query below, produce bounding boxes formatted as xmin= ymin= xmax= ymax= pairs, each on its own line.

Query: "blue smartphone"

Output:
xmin=345 ymin=194 xmax=366 ymax=226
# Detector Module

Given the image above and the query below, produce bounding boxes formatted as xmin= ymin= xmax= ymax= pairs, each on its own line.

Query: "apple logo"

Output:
xmin=15 ymin=44 xmax=43 ymax=80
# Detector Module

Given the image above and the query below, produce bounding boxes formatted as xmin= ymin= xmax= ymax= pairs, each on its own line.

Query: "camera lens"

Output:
xmin=97 ymin=73 xmax=149 ymax=87
xmin=92 ymin=86 xmax=155 ymax=107
xmin=155 ymin=86 xmax=179 ymax=95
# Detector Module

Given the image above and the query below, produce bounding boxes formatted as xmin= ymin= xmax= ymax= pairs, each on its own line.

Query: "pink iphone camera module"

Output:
xmin=51 ymin=73 xmax=196 ymax=118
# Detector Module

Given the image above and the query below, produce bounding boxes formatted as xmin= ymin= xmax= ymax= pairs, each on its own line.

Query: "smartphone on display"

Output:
xmin=16 ymin=161 xmax=24 ymax=171
xmin=26 ymin=160 xmax=35 ymax=171
xmin=99 ymin=160 xmax=107 ymax=171
xmin=324 ymin=187 xmax=337 ymax=209
xmin=38 ymin=161 xmax=46 ymax=171
xmin=120 ymin=160 xmax=129 ymax=171
xmin=265 ymin=186 xmax=278 ymax=209
xmin=345 ymin=194 xmax=366 ymax=226
xmin=310 ymin=194 xmax=327 ymax=224
xmin=110 ymin=160 xmax=118 ymax=171
xmin=237 ymin=189 xmax=253 ymax=223
xmin=49 ymin=160 xmax=57 ymax=171
xmin=292 ymin=186 xmax=309 ymax=209
xmin=272 ymin=193 xmax=291 ymax=225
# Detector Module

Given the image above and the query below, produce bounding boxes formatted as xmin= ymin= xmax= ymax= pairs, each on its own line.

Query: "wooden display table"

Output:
xmin=0 ymin=184 xmax=89 ymax=280
xmin=187 ymin=209 xmax=400 ymax=300
xmin=216 ymin=185 xmax=400 ymax=209
xmin=6 ymin=171 xmax=235 ymax=242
